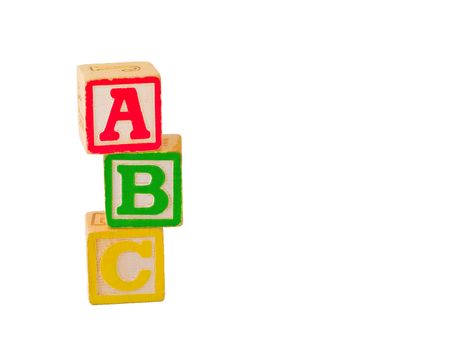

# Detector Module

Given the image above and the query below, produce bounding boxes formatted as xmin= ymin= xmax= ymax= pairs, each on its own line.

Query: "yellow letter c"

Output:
xmin=100 ymin=240 xmax=152 ymax=291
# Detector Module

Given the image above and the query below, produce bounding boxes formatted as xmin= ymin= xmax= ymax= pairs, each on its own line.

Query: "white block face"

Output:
xmin=92 ymin=83 xmax=156 ymax=146
xmin=111 ymin=160 xmax=175 ymax=220
xmin=95 ymin=237 xmax=157 ymax=296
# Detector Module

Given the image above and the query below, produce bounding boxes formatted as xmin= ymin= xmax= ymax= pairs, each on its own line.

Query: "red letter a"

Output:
xmin=99 ymin=88 xmax=151 ymax=141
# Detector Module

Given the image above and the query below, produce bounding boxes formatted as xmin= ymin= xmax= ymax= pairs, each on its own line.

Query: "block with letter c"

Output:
xmin=86 ymin=212 xmax=164 ymax=304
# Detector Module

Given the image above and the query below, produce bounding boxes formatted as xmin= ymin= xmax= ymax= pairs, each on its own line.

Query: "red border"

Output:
xmin=85 ymin=77 xmax=162 ymax=154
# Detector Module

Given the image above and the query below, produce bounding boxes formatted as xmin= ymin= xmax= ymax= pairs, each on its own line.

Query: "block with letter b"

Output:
xmin=86 ymin=212 xmax=165 ymax=305
xmin=104 ymin=134 xmax=183 ymax=227
xmin=77 ymin=62 xmax=162 ymax=154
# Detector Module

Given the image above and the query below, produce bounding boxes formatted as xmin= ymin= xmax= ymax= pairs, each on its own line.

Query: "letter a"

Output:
xmin=99 ymin=88 xmax=151 ymax=141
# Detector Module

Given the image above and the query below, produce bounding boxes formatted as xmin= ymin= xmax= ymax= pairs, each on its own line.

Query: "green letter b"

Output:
xmin=116 ymin=164 xmax=169 ymax=215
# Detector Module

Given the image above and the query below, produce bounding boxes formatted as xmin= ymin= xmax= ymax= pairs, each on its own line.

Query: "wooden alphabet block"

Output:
xmin=104 ymin=134 xmax=183 ymax=228
xmin=77 ymin=62 xmax=162 ymax=154
xmin=86 ymin=211 xmax=165 ymax=304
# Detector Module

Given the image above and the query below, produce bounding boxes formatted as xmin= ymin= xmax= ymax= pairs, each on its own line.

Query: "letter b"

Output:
xmin=116 ymin=164 xmax=169 ymax=216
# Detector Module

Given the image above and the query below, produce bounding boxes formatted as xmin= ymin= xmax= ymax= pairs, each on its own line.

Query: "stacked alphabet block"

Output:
xmin=77 ymin=62 xmax=182 ymax=304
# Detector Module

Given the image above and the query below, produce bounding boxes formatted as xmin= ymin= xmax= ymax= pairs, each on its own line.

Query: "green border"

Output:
xmin=104 ymin=152 xmax=182 ymax=228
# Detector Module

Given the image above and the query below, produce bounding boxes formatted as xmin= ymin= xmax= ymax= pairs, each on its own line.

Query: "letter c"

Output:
xmin=100 ymin=240 xmax=152 ymax=291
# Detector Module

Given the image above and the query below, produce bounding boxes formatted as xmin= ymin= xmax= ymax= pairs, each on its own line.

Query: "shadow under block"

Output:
xmin=77 ymin=61 xmax=162 ymax=154
xmin=104 ymin=134 xmax=183 ymax=228
xmin=86 ymin=212 xmax=165 ymax=305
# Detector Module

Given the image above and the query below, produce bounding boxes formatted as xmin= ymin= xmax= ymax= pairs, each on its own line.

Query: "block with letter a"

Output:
xmin=77 ymin=62 xmax=162 ymax=154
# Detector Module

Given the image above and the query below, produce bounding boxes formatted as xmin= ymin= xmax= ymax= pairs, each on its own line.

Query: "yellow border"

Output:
xmin=87 ymin=228 xmax=165 ymax=305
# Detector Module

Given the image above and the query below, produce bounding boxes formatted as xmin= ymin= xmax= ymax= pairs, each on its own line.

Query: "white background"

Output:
xmin=0 ymin=1 xmax=466 ymax=349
